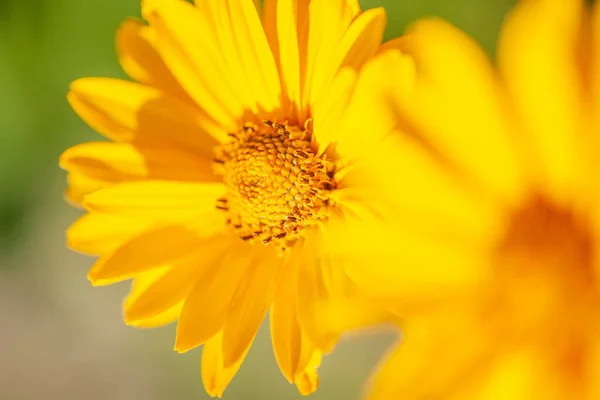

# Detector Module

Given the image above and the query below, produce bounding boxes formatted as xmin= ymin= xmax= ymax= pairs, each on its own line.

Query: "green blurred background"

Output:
xmin=0 ymin=1 xmax=515 ymax=399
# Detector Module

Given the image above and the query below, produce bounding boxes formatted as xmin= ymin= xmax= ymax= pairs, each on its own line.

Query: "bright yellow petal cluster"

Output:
xmin=61 ymin=0 xmax=400 ymax=397
xmin=63 ymin=0 xmax=600 ymax=398
xmin=329 ymin=0 xmax=600 ymax=398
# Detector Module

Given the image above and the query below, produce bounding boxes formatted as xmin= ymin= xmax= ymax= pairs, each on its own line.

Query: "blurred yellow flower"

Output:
xmin=60 ymin=0 xmax=396 ymax=397
xmin=329 ymin=0 xmax=600 ymax=398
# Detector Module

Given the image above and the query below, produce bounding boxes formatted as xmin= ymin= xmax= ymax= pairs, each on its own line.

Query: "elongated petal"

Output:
xmin=270 ymin=256 xmax=303 ymax=383
xmin=295 ymin=231 xmax=340 ymax=353
xmin=82 ymin=180 xmax=226 ymax=219
xmin=67 ymin=213 xmax=154 ymax=256
xmin=331 ymin=49 xmax=415 ymax=160
xmin=367 ymin=311 xmax=492 ymax=400
xmin=314 ymin=6 xmax=386 ymax=106
xmin=470 ymin=347 xmax=575 ymax=400
xmin=60 ymin=142 xmax=218 ymax=203
xmin=145 ymin=0 xmax=281 ymax=126
xmin=222 ymin=249 xmax=283 ymax=366
xmin=174 ymin=241 xmax=253 ymax=353
xmin=334 ymin=132 xmax=504 ymax=249
xmin=302 ymin=0 xmax=363 ymax=111
xmin=124 ymin=236 xmax=230 ymax=324
xmin=116 ymin=18 xmax=195 ymax=104
xmin=312 ymin=67 xmax=357 ymax=154
xmin=396 ymin=19 xmax=526 ymax=206
xmin=594 ymin=1 xmax=600 ymax=125
xmin=262 ymin=0 xmax=279 ymax=59
xmin=142 ymin=0 xmax=244 ymax=132
xmin=210 ymin=0 xmax=282 ymax=114
xmin=327 ymin=213 xmax=493 ymax=311
xmin=296 ymin=225 xmax=393 ymax=347
xmin=274 ymin=0 xmax=304 ymax=120
xmin=61 ymin=142 xmax=215 ymax=182
xmin=270 ymin=253 xmax=323 ymax=395
xmin=201 ymin=331 xmax=250 ymax=398
xmin=68 ymin=78 xmax=222 ymax=151
xmin=88 ymin=225 xmax=215 ymax=285
xmin=499 ymin=0 xmax=590 ymax=207
xmin=64 ymin=171 xmax=111 ymax=206
xmin=123 ymin=267 xmax=183 ymax=328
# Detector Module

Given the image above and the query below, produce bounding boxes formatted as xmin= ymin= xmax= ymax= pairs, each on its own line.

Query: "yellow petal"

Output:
xmin=270 ymin=260 xmax=303 ymax=383
xmin=64 ymin=171 xmax=110 ymax=206
xmin=327 ymin=213 xmax=493 ymax=311
xmin=367 ymin=311 xmax=492 ymax=400
xmin=270 ymin=243 xmax=325 ymax=395
xmin=262 ymin=0 xmax=279 ymax=61
xmin=67 ymin=212 xmax=154 ymax=256
xmin=142 ymin=0 xmax=244 ymax=132
xmin=469 ymin=346 xmax=574 ymax=400
xmin=592 ymin=4 xmax=600 ymax=262
xmin=82 ymin=180 xmax=226 ymax=219
xmin=68 ymin=78 xmax=222 ymax=150
xmin=312 ymin=67 xmax=357 ymax=154
xmin=586 ymin=337 xmax=600 ymax=400
xmin=498 ymin=0 xmax=589 ymax=207
xmin=302 ymin=0 xmax=360 ymax=112
xmin=60 ymin=142 xmax=218 ymax=202
xmin=293 ymin=351 xmax=321 ymax=395
xmin=297 ymin=225 xmax=394 ymax=339
xmin=594 ymin=1 xmax=600 ymax=122
xmin=174 ymin=241 xmax=254 ymax=353
xmin=88 ymin=225 xmax=215 ymax=286
xmin=124 ymin=236 xmax=230 ymax=325
xmin=123 ymin=267 xmax=183 ymax=328
xmin=332 ymin=49 xmax=415 ymax=159
xmin=396 ymin=18 xmax=526 ymax=206
xmin=60 ymin=142 xmax=210 ymax=180
xmin=321 ymin=6 xmax=386 ymax=95
xmin=316 ymin=227 xmax=395 ymax=332
xmin=204 ymin=0 xmax=282 ymax=115
xmin=274 ymin=0 xmax=305 ymax=120
xmin=593 ymin=2 xmax=600 ymax=226
xmin=116 ymin=18 xmax=194 ymax=104
xmin=201 ymin=331 xmax=250 ymax=398
xmin=334 ymin=131 xmax=505 ymax=249
xmin=295 ymin=230 xmax=341 ymax=353
xmin=269 ymin=248 xmax=324 ymax=385
xmin=222 ymin=249 xmax=283 ymax=366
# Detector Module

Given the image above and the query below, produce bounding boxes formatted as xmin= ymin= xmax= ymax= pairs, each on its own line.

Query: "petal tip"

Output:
xmin=205 ymin=388 xmax=224 ymax=399
xmin=173 ymin=334 xmax=199 ymax=354
xmin=294 ymin=370 xmax=320 ymax=396
xmin=87 ymin=271 xmax=104 ymax=287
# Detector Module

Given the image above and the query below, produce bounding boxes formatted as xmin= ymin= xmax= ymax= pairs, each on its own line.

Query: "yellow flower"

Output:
xmin=60 ymin=0 xmax=393 ymax=397
xmin=328 ymin=0 xmax=600 ymax=398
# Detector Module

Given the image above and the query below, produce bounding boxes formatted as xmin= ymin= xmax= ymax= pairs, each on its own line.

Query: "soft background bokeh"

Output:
xmin=0 ymin=1 xmax=515 ymax=399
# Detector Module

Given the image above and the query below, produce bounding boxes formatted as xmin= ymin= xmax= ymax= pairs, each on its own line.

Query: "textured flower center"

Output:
xmin=213 ymin=120 xmax=336 ymax=250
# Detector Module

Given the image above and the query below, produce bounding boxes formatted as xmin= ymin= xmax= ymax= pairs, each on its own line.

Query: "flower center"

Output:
xmin=491 ymin=196 xmax=598 ymax=377
xmin=213 ymin=120 xmax=336 ymax=251
xmin=498 ymin=196 xmax=594 ymax=297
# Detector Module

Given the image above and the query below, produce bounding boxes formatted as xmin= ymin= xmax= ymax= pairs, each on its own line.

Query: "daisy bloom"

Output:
xmin=328 ymin=0 xmax=600 ymax=398
xmin=60 ymin=0 xmax=393 ymax=396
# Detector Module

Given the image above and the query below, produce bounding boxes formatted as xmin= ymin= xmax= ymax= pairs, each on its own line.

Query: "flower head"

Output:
xmin=60 ymin=0 xmax=393 ymax=396
xmin=329 ymin=0 xmax=600 ymax=398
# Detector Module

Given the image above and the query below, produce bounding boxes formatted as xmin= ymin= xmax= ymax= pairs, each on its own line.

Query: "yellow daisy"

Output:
xmin=60 ymin=0 xmax=392 ymax=396
xmin=328 ymin=0 xmax=600 ymax=398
